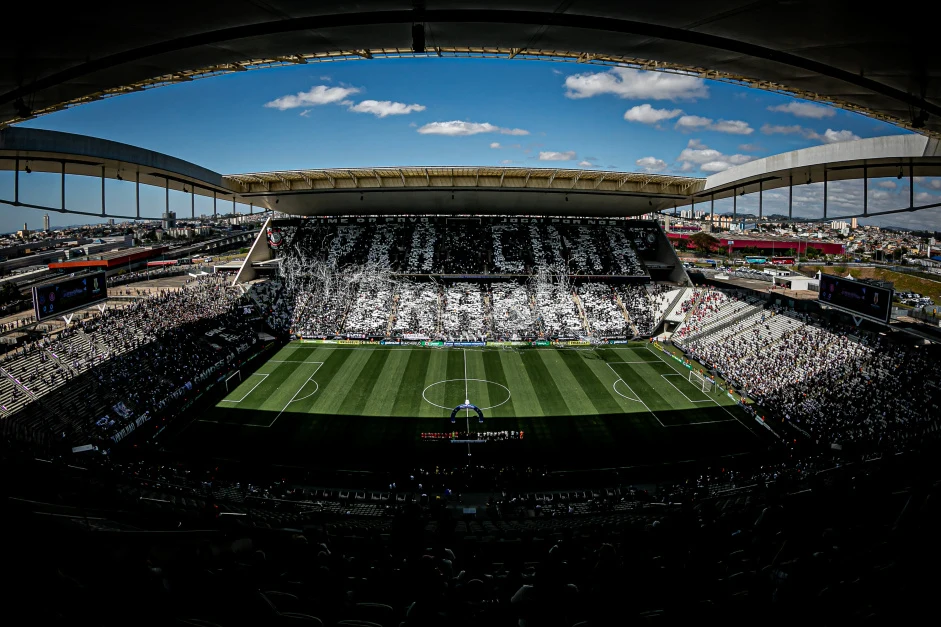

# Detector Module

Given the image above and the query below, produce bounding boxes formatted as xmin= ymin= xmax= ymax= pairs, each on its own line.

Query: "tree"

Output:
xmin=785 ymin=248 xmax=796 ymax=257
xmin=806 ymin=246 xmax=821 ymax=259
xmin=689 ymin=232 xmax=721 ymax=255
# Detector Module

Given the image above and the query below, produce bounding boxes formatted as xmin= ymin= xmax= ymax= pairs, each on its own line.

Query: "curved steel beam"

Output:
xmin=2 ymin=9 xmax=937 ymax=126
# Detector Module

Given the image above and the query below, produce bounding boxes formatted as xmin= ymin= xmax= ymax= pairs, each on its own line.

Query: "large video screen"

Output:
xmin=32 ymin=271 xmax=107 ymax=321
xmin=818 ymin=274 xmax=893 ymax=323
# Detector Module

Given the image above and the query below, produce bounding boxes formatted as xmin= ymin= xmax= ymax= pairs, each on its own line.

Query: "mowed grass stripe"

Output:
xmin=419 ymin=349 xmax=450 ymax=419
xmin=535 ymin=350 xmax=598 ymax=416
xmin=519 ymin=349 xmax=571 ymax=416
xmin=498 ymin=351 xmax=544 ymax=418
xmin=362 ymin=349 xmax=411 ymax=416
xmin=481 ymin=350 xmax=513 ymax=417
xmin=306 ymin=348 xmax=369 ymax=415
xmin=391 ymin=349 xmax=430 ymax=417
xmin=336 ymin=348 xmax=392 ymax=415
xmin=577 ymin=350 xmax=648 ymax=415
xmin=556 ymin=350 xmax=624 ymax=415
xmin=464 ymin=350 xmax=492 ymax=414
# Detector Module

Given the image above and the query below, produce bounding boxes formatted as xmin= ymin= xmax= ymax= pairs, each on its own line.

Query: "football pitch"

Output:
xmin=173 ymin=343 xmax=763 ymax=470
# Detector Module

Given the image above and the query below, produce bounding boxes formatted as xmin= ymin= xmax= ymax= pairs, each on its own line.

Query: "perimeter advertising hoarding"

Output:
xmin=817 ymin=274 xmax=893 ymax=323
xmin=32 ymin=271 xmax=107 ymax=321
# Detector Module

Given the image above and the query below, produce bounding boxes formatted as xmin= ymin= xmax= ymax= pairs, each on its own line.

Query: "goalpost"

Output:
xmin=688 ymin=370 xmax=715 ymax=393
xmin=225 ymin=370 xmax=241 ymax=392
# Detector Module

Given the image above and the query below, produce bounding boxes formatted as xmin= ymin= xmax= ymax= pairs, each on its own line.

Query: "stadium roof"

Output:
xmin=1 ymin=2 xmax=940 ymax=137
xmin=227 ymin=166 xmax=699 ymax=217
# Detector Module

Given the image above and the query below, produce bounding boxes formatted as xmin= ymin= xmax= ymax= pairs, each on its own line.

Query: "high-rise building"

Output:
xmin=161 ymin=211 xmax=177 ymax=230
xmin=851 ymin=217 xmax=858 ymax=230
xmin=43 ymin=214 xmax=50 ymax=231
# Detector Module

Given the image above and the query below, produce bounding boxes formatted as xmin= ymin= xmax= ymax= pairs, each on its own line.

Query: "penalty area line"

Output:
xmin=250 ymin=362 xmax=324 ymax=428
xmin=644 ymin=345 xmax=759 ymax=437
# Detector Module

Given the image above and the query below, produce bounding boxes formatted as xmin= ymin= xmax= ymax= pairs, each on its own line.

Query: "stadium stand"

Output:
xmin=269 ymin=221 xmax=681 ymax=340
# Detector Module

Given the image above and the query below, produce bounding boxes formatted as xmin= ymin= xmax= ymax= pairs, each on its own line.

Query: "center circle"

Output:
xmin=421 ymin=379 xmax=512 ymax=411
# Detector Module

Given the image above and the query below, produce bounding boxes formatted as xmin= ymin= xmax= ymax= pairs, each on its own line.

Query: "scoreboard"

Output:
xmin=32 ymin=271 xmax=107 ymax=321
xmin=818 ymin=274 xmax=893 ymax=323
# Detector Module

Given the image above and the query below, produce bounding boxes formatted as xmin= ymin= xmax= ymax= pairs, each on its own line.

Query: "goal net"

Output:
xmin=688 ymin=370 xmax=715 ymax=393
xmin=225 ymin=370 xmax=241 ymax=392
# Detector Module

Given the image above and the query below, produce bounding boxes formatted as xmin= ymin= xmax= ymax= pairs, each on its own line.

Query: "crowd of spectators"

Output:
xmin=672 ymin=288 xmax=941 ymax=451
xmin=3 ymin=439 xmax=939 ymax=627
xmin=0 ymin=275 xmax=257 ymax=447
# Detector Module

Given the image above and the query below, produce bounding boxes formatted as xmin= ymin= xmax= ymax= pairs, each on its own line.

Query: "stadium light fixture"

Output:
xmin=897 ymin=167 xmax=903 ymax=179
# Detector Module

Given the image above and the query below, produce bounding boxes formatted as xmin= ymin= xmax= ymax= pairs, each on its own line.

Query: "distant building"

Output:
xmin=851 ymin=217 xmax=858 ymax=230
xmin=43 ymin=214 xmax=50 ymax=231
xmin=161 ymin=211 xmax=176 ymax=230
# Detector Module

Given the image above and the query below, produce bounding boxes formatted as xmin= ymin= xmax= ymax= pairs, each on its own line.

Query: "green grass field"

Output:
xmin=173 ymin=343 xmax=763 ymax=470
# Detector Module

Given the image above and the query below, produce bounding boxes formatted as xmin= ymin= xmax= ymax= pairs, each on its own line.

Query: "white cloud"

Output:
xmin=711 ymin=119 xmax=754 ymax=135
xmin=299 ymin=109 xmax=311 ymax=118
xmin=636 ymin=156 xmax=667 ymax=172
xmin=700 ymin=161 xmax=736 ymax=172
xmin=738 ymin=143 xmax=762 ymax=152
xmin=564 ymin=67 xmax=708 ymax=101
xmin=877 ymin=181 xmax=897 ymax=189
xmin=490 ymin=142 xmax=501 ymax=149
xmin=624 ymin=104 xmax=683 ymax=124
xmin=416 ymin=121 xmax=530 ymax=136
xmin=264 ymin=85 xmax=361 ymax=110
xmin=347 ymin=100 xmax=426 ymax=117
xmin=811 ymin=128 xmax=861 ymax=144
xmin=767 ymin=101 xmax=836 ymax=119
xmin=539 ymin=151 xmax=577 ymax=161
xmin=676 ymin=139 xmax=754 ymax=173
xmin=676 ymin=115 xmax=753 ymax=134
xmin=675 ymin=115 xmax=712 ymax=130
xmin=870 ymin=190 xmax=890 ymax=200
xmin=929 ymin=179 xmax=941 ymax=190
xmin=577 ymin=160 xmax=593 ymax=167
xmin=915 ymin=192 xmax=940 ymax=204
xmin=500 ymin=159 xmax=515 ymax=165
xmin=760 ymin=124 xmax=860 ymax=144
xmin=760 ymin=124 xmax=805 ymax=135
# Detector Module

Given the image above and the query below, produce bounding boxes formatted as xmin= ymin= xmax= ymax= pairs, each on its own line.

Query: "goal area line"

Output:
xmin=220 ymin=373 xmax=269 ymax=403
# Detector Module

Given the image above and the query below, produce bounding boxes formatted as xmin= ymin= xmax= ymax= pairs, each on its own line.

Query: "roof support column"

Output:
xmin=13 ymin=158 xmax=19 ymax=205
xmin=788 ymin=175 xmax=793 ymax=220
xmin=232 ymin=196 xmax=236 ymax=219
xmin=213 ymin=191 xmax=217 ymax=217
xmin=909 ymin=164 xmax=914 ymax=209
xmin=191 ymin=188 xmax=195 ymax=219
xmin=690 ymin=197 xmax=695 ymax=221
xmin=135 ymin=171 xmax=140 ymax=220
xmin=60 ymin=161 xmax=66 ymax=211
xmin=733 ymin=187 xmax=737 ymax=221
xmin=101 ymin=165 xmax=106 ymax=216
xmin=249 ymin=202 xmax=253 ymax=216
xmin=710 ymin=194 xmax=714 ymax=225
xmin=823 ymin=168 xmax=828 ymax=220
xmin=165 ymin=177 xmax=169 ymax=215
xmin=863 ymin=166 xmax=868 ymax=217
xmin=758 ymin=180 xmax=763 ymax=221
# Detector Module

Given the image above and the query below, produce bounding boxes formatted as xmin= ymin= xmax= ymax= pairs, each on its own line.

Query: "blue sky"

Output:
xmin=1 ymin=58 xmax=939 ymax=233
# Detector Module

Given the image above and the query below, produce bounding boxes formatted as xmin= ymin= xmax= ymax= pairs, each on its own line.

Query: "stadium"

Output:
xmin=1 ymin=3 xmax=941 ymax=626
